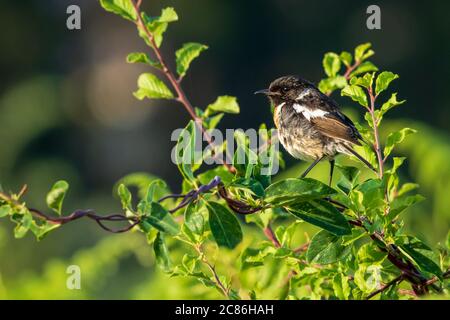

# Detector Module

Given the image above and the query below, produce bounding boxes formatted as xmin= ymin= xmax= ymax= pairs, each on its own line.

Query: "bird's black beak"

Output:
xmin=254 ymin=89 xmax=270 ymax=95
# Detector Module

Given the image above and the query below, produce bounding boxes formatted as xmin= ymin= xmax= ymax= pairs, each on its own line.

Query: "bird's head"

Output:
xmin=255 ymin=75 xmax=314 ymax=106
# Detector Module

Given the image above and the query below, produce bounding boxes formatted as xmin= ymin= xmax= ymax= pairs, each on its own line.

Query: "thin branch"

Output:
xmin=263 ymin=224 xmax=281 ymax=248
xmin=368 ymin=87 xmax=384 ymax=178
xmin=130 ymin=0 xmax=235 ymax=173
xmin=366 ymin=275 xmax=403 ymax=300
xmin=195 ymin=244 xmax=230 ymax=298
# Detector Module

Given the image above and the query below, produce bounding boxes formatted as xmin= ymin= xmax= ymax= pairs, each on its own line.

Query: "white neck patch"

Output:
xmin=293 ymin=103 xmax=328 ymax=121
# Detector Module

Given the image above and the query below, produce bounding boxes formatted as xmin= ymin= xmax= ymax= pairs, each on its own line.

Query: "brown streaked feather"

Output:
xmin=312 ymin=116 xmax=362 ymax=146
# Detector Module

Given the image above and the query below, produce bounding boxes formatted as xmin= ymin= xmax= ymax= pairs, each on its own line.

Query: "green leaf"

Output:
xmin=142 ymin=202 xmax=180 ymax=235
xmin=306 ymin=230 xmax=351 ymax=264
xmin=133 ymin=73 xmax=174 ymax=100
xmin=375 ymin=71 xmax=399 ymax=96
xmin=0 ymin=205 xmax=12 ymax=218
xmin=174 ymin=121 xmax=201 ymax=182
xmin=115 ymin=173 xmax=170 ymax=200
xmin=13 ymin=211 xmax=32 ymax=239
xmin=350 ymin=61 xmax=378 ymax=77
xmin=288 ymin=200 xmax=352 ymax=236
xmin=229 ymin=178 xmax=265 ymax=198
xmin=380 ymin=93 xmax=406 ymax=116
xmin=350 ymin=72 xmax=375 ymax=89
xmin=333 ymin=273 xmax=351 ymax=300
xmin=240 ymin=247 xmax=265 ymax=270
xmin=126 ymin=52 xmax=162 ymax=68
xmin=117 ymin=183 xmax=132 ymax=210
xmin=154 ymin=232 xmax=172 ymax=272
xmin=399 ymin=243 xmax=442 ymax=278
xmin=341 ymin=85 xmax=368 ymax=107
xmin=384 ymin=128 xmax=417 ymax=158
xmin=265 ymin=178 xmax=336 ymax=206
xmin=354 ymin=43 xmax=374 ymax=62
xmin=99 ymin=0 xmax=137 ymax=22
xmin=46 ymin=181 xmax=69 ymax=215
xmin=357 ymin=243 xmax=387 ymax=265
xmin=184 ymin=201 xmax=207 ymax=238
xmin=140 ymin=8 xmax=178 ymax=48
xmin=340 ymin=51 xmax=353 ymax=67
xmin=175 ymin=42 xmax=208 ymax=78
xmin=387 ymin=194 xmax=425 ymax=221
xmin=206 ymin=96 xmax=240 ymax=114
xmin=350 ymin=61 xmax=378 ymax=76
xmin=354 ymin=179 xmax=385 ymax=211
xmin=207 ymin=201 xmax=243 ymax=249
xmin=318 ymin=76 xmax=347 ymax=94
xmin=323 ymin=52 xmax=341 ymax=77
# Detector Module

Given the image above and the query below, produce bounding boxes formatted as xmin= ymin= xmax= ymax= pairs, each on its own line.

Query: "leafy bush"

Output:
xmin=0 ymin=0 xmax=448 ymax=300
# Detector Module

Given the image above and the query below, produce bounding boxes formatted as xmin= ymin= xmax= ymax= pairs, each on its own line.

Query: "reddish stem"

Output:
xmin=131 ymin=0 xmax=235 ymax=173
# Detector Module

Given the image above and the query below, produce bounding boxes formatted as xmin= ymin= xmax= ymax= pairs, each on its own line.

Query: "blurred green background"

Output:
xmin=0 ymin=0 xmax=449 ymax=299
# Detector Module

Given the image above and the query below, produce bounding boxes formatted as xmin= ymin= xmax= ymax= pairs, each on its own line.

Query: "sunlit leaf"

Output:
xmin=207 ymin=201 xmax=243 ymax=249
xmin=99 ymin=0 xmax=137 ymax=22
xmin=46 ymin=180 xmax=69 ymax=215
xmin=133 ymin=73 xmax=174 ymax=100
xmin=175 ymin=42 xmax=208 ymax=78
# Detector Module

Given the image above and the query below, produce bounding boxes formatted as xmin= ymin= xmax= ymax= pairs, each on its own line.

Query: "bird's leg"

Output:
xmin=329 ymin=159 xmax=335 ymax=187
xmin=300 ymin=156 xmax=324 ymax=179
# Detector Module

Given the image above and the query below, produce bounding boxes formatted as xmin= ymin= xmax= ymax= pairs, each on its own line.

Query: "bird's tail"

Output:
xmin=342 ymin=145 xmax=377 ymax=173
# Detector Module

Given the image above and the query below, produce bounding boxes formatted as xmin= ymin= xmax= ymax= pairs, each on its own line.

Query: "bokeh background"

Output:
xmin=0 ymin=0 xmax=449 ymax=299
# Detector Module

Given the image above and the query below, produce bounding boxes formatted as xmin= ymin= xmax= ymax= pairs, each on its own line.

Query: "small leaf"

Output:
xmin=142 ymin=202 xmax=180 ymax=235
xmin=265 ymin=178 xmax=336 ymax=206
xmin=174 ymin=121 xmax=201 ymax=182
xmin=288 ymin=200 xmax=352 ymax=236
xmin=99 ymin=0 xmax=137 ymax=22
xmin=380 ymin=93 xmax=406 ymax=116
xmin=375 ymin=71 xmax=399 ymax=96
xmin=207 ymin=201 xmax=243 ymax=249
xmin=229 ymin=178 xmax=265 ymax=198
xmin=0 ymin=205 xmax=12 ymax=218
xmin=341 ymin=85 xmax=368 ymax=107
xmin=350 ymin=61 xmax=378 ymax=76
xmin=350 ymin=72 xmax=375 ymax=89
xmin=206 ymin=96 xmax=240 ymax=114
xmin=140 ymin=8 xmax=178 ymax=48
xmin=13 ymin=211 xmax=32 ymax=239
xmin=399 ymin=244 xmax=442 ymax=278
xmin=46 ymin=181 xmax=69 ymax=215
xmin=318 ymin=76 xmax=347 ymax=94
xmin=184 ymin=201 xmax=207 ymax=237
xmin=354 ymin=43 xmax=374 ymax=62
xmin=154 ymin=232 xmax=172 ymax=272
xmin=126 ymin=52 xmax=161 ymax=68
xmin=133 ymin=73 xmax=174 ymax=100
xmin=323 ymin=52 xmax=341 ymax=77
xmin=387 ymin=194 xmax=425 ymax=221
xmin=306 ymin=230 xmax=351 ymax=264
xmin=357 ymin=243 xmax=386 ymax=265
xmin=384 ymin=128 xmax=417 ymax=158
xmin=175 ymin=42 xmax=208 ymax=78
xmin=340 ymin=51 xmax=353 ymax=67
xmin=117 ymin=183 xmax=132 ymax=210
xmin=333 ymin=273 xmax=351 ymax=300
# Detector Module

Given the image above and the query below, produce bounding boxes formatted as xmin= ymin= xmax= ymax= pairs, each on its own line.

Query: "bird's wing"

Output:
xmin=302 ymin=90 xmax=363 ymax=145
xmin=311 ymin=113 xmax=362 ymax=146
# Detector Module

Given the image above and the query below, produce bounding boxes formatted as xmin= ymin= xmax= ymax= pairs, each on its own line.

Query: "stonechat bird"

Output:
xmin=256 ymin=75 xmax=375 ymax=185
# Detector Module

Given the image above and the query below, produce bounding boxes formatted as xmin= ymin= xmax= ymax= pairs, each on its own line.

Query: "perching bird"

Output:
xmin=255 ymin=75 xmax=375 ymax=185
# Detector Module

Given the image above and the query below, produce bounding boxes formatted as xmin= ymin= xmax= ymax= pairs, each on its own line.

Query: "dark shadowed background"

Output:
xmin=0 ymin=0 xmax=449 ymax=299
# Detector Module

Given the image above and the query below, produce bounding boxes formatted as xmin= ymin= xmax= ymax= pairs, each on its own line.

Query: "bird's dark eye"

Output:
xmin=282 ymin=87 xmax=289 ymax=93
